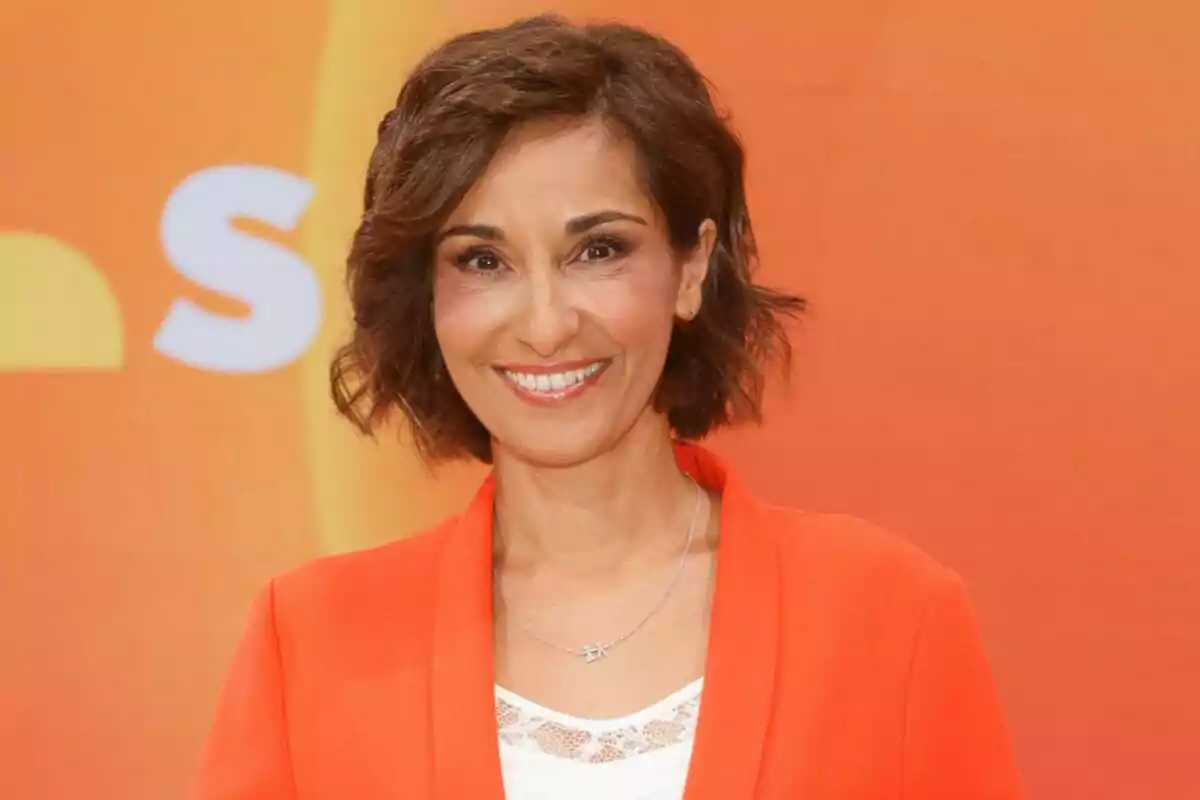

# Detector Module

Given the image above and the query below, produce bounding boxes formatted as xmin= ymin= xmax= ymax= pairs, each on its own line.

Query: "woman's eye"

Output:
xmin=581 ymin=244 xmax=613 ymax=261
xmin=456 ymin=250 xmax=502 ymax=272
xmin=578 ymin=238 xmax=625 ymax=262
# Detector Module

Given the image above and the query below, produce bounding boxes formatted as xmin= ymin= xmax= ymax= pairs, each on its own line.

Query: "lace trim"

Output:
xmin=495 ymin=680 xmax=702 ymax=764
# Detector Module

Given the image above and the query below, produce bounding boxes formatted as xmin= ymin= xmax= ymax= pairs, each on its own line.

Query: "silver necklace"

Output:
xmin=493 ymin=478 xmax=704 ymax=664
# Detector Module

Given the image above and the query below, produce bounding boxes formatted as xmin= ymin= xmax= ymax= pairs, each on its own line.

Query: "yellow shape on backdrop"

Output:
xmin=0 ymin=232 xmax=123 ymax=370
xmin=300 ymin=1 xmax=478 ymax=555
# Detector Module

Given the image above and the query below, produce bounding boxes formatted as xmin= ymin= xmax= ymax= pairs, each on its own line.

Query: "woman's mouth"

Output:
xmin=495 ymin=359 xmax=610 ymax=406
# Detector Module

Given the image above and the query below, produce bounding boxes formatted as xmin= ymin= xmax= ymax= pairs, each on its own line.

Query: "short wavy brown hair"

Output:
xmin=331 ymin=14 xmax=805 ymax=463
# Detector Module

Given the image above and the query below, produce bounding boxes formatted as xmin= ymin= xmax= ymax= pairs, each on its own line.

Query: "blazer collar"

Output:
xmin=429 ymin=442 xmax=780 ymax=799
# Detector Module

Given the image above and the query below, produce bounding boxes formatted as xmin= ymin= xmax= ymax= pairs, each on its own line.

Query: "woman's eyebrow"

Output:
xmin=435 ymin=224 xmax=505 ymax=245
xmin=435 ymin=211 xmax=646 ymax=245
xmin=565 ymin=210 xmax=647 ymax=234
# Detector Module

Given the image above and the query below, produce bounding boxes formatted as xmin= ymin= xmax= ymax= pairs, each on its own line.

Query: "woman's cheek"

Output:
xmin=433 ymin=270 xmax=484 ymax=350
xmin=434 ymin=271 xmax=514 ymax=354
xmin=575 ymin=263 xmax=679 ymax=343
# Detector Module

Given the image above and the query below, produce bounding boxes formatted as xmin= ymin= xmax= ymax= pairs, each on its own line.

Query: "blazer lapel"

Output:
xmin=678 ymin=444 xmax=780 ymax=800
xmin=429 ymin=475 xmax=506 ymax=800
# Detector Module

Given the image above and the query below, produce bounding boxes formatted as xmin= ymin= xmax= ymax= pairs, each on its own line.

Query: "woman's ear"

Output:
xmin=676 ymin=219 xmax=717 ymax=320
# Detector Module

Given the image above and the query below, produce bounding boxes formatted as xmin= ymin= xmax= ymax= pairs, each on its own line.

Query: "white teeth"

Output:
xmin=502 ymin=361 xmax=605 ymax=395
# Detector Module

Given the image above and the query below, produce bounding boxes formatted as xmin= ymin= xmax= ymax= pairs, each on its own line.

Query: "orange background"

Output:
xmin=2 ymin=1 xmax=1197 ymax=798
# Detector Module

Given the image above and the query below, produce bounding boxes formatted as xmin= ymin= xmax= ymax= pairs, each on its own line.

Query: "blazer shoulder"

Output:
xmin=761 ymin=504 xmax=958 ymax=597
xmin=269 ymin=514 xmax=459 ymax=627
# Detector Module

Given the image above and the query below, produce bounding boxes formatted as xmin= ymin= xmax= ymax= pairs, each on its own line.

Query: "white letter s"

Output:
xmin=155 ymin=165 xmax=320 ymax=372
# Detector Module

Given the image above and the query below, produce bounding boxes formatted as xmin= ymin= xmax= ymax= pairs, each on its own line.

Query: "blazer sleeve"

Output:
xmin=190 ymin=581 xmax=297 ymax=800
xmin=902 ymin=573 xmax=1024 ymax=799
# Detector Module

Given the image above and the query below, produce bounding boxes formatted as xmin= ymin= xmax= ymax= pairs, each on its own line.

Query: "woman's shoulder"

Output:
xmin=757 ymin=503 xmax=961 ymax=600
xmin=268 ymin=514 xmax=459 ymax=624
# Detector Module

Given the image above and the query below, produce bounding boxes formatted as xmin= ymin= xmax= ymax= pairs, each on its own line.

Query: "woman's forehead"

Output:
xmin=443 ymin=117 xmax=658 ymax=230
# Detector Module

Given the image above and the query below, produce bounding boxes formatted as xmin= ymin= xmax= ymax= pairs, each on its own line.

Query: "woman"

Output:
xmin=193 ymin=14 xmax=1022 ymax=800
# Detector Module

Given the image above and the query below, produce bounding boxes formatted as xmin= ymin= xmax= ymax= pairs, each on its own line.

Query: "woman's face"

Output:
xmin=432 ymin=116 xmax=714 ymax=467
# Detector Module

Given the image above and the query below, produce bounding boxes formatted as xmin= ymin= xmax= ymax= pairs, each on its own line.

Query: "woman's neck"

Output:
xmin=491 ymin=414 xmax=698 ymax=576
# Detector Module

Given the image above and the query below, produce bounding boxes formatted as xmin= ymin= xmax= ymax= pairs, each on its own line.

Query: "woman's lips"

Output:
xmin=495 ymin=359 xmax=610 ymax=406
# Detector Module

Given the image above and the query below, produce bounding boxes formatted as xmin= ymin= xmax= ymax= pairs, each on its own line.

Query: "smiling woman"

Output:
xmin=329 ymin=19 xmax=802 ymax=465
xmin=192 ymin=13 xmax=1024 ymax=800
xmin=430 ymin=116 xmax=726 ymax=467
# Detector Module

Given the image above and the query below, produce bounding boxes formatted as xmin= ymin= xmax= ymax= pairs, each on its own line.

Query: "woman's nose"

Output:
xmin=515 ymin=269 xmax=580 ymax=358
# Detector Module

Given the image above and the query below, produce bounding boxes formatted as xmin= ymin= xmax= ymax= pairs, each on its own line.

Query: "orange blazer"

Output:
xmin=192 ymin=444 xmax=1023 ymax=798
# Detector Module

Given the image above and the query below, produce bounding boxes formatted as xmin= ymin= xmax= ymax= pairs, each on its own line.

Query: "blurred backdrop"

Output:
xmin=2 ymin=1 xmax=1197 ymax=797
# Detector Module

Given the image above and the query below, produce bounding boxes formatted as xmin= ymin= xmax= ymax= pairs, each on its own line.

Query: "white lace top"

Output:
xmin=495 ymin=679 xmax=703 ymax=800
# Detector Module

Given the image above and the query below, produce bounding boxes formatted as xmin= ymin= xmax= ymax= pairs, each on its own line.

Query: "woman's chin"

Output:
xmin=493 ymin=438 xmax=606 ymax=469
xmin=490 ymin=424 xmax=626 ymax=470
